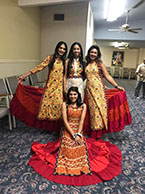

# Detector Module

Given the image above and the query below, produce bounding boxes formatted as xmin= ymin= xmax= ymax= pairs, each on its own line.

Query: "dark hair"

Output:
xmin=67 ymin=42 xmax=85 ymax=78
xmin=67 ymin=87 xmax=83 ymax=107
xmin=49 ymin=41 xmax=68 ymax=74
xmin=85 ymin=45 xmax=102 ymax=65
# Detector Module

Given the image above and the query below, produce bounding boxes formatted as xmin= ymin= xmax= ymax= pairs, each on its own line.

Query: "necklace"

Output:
xmin=70 ymin=104 xmax=78 ymax=109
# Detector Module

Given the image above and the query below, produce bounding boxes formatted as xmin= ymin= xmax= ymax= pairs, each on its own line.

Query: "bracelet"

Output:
xmin=73 ymin=133 xmax=78 ymax=139
xmin=76 ymin=133 xmax=82 ymax=138
xmin=115 ymin=84 xmax=119 ymax=88
xmin=73 ymin=133 xmax=82 ymax=139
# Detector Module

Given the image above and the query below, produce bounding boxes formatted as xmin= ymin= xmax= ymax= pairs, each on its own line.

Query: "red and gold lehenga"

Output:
xmin=28 ymin=105 xmax=122 ymax=186
xmin=83 ymin=62 xmax=132 ymax=138
xmin=10 ymin=56 xmax=64 ymax=132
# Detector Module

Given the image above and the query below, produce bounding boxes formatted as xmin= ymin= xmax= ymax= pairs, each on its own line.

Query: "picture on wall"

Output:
xmin=112 ymin=51 xmax=124 ymax=67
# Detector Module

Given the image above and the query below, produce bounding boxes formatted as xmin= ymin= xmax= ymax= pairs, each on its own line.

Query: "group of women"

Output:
xmin=10 ymin=41 xmax=132 ymax=186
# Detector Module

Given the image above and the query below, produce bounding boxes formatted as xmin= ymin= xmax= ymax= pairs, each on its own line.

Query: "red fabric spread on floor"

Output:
xmin=10 ymin=84 xmax=132 ymax=137
xmin=28 ymin=138 xmax=122 ymax=186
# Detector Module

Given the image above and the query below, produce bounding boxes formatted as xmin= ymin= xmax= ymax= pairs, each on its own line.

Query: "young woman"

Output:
xmin=28 ymin=87 xmax=122 ymax=186
xmin=84 ymin=45 xmax=132 ymax=138
xmin=11 ymin=41 xmax=68 ymax=131
xmin=64 ymin=42 xmax=85 ymax=101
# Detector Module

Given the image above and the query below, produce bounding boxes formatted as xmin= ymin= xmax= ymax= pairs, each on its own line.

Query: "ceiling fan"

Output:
xmin=108 ymin=10 xmax=143 ymax=33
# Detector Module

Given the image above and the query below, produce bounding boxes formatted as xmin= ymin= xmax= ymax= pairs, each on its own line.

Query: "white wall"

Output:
xmin=40 ymin=2 xmax=88 ymax=79
xmin=85 ymin=2 xmax=94 ymax=55
xmin=0 ymin=0 xmax=41 ymax=78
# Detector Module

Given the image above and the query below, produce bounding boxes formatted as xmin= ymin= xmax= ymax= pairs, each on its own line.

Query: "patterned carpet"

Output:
xmin=0 ymin=79 xmax=145 ymax=194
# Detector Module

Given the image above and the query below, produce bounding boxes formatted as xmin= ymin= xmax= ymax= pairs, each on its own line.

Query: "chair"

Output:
xmin=122 ymin=68 xmax=129 ymax=79
xmin=113 ymin=67 xmax=121 ymax=78
xmin=5 ymin=76 xmax=18 ymax=96
xmin=29 ymin=73 xmax=46 ymax=87
xmin=0 ymin=78 xmax=13 ymax=130
xmin=129 ymin=68 xmax=136 ymax=79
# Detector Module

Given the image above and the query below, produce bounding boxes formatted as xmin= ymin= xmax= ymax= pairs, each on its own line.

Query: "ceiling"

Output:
xmin=19 ymin=0 xmax=145 ymax=49
xmin=90 ymin=0 xmax=145 ymax=48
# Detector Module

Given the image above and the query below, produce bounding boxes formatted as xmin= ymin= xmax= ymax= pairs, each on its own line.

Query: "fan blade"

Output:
xmin=128 ymin=29 xmax=138 ymax=33
xmin=108 ymin=29 xmax=121 ymax=31
xmin=132 ymin=0 xmax=145 ymax=8
xmin=128 ymin=28 xmax=142 ymax=30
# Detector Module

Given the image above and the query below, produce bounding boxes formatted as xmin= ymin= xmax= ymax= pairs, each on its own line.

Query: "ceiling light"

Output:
xmin=104 ymin=0 xmax=126 ymax=21
xmin=113 ymin=42 xmax=129 ymax=49
xmin=118 ymin=46 xmax=126 ymax=49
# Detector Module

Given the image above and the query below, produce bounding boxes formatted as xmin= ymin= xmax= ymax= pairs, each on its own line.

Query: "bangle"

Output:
xmin=115 ymin=84 xmax=118 ymax=88
xmin=76 ymin=133 xmax=82 ymax=138
xmin=73 ymin=133 xmax=82 ymax=139
xmin=73 ymin=133 xmax=78 ymax=139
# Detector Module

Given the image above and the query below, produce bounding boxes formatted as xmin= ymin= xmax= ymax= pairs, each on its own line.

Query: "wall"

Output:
xmin=0 ymin=0 xmax=41 ymax=78
xmin=85 ymin=2 xmax=94 ymax=55
xmin=99 ymin=46 xmax=144 ymax=69
xmin=40 ymin=2 xmax=88 ymax=79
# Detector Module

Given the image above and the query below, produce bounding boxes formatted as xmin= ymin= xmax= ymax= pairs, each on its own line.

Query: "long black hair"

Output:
xmin=49 ymin=41 xmax=68 ymax=75
xmin=85 ymin=45 xmax=102 ymax=66
xmin=67 ymin=42 xmax=85 ymax=78
xmin=67 ymin=87 xmax=83 ymax=107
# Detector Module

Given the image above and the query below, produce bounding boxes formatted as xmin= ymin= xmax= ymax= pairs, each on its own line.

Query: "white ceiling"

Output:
xmin=90 ymin=0 xmax=145 ymax=48
xmin=19 ymin=0 xmax=145 ymax=48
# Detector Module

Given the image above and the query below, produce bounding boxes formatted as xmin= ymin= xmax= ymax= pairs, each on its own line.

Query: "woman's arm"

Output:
xmin=18 ymin=56 xmax=51 ymax=83
xmin=78 ymin=103 xmax=87 ymax=134
xmin=62 ymin=102 xmax=75 ymax=138
xmin=101 ymin=62 xmax=125 ymax=91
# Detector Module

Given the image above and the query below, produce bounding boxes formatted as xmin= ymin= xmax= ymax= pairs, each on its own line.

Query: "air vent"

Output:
xmin=54 ymin=14 xmax=64 ymax=21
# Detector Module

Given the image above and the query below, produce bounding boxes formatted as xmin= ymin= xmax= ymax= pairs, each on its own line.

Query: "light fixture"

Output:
xmin=104 ymin=0 xmax=126 ymax=21
xmin=113 ymin=42 xmax=129 ymax=49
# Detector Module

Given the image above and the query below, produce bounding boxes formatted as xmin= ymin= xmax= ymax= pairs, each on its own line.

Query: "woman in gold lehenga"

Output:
xmin=85 ymin=45 xmax=124 ymax=131
xmin=18 ymin=41 xmax=68 ymax=120
xmin=28 ymin=86 xmax=122 ymax=186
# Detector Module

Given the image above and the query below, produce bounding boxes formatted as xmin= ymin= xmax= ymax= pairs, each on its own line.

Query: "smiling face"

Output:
xmin=73 ymin=44 xmax=81 ymax=58
xmin=57 ymin=44 xmax=66 ymax=57
xmin=89 ymin=48 xmax=98 ymax=61
xmin=69 ymin=90 xmax=78 ymax=104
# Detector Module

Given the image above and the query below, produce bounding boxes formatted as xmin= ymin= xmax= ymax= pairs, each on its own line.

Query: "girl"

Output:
xmin=28 ymin=87 xmax=122 ymax=186
xmin=64 ymin=42 xmax=85 ymax=101
xmin=11 ymin=41 xmax=67 ymax=131
xmin=84 ymin=45 xmax=131 ymax=138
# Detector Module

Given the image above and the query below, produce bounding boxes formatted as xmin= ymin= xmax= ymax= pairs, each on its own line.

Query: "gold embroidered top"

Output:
xmin=68 ymin=59 xmax=83 ymax=78
xmin=85 ymin=62 xmax=108 ymax=130
xmin=30 ymin=56 xmax=64 ymax=119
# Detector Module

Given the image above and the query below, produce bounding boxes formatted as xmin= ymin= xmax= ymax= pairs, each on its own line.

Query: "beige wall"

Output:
xmin=138 ymin=48 xmax=145 ymax=65
xmin=99 ymin=46 xmax=144 ymax=69
xmin=40 ymin=2 xmax=88 ymax=79
xmin=0 ymin=0 xmax=40 ymax=78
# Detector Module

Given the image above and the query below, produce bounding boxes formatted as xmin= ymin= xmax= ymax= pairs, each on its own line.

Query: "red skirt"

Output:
xmin=28 ymin=138 xmax=122 ymax=186
xmin=10 ymin=84 xmax=132 ymax=137
xmin=83 ymin=89 xmax=132 ymax=138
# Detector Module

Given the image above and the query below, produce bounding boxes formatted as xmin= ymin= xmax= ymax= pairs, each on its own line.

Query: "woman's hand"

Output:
xmin=17 ymin=75 xmax=25 ymax=83
xmin=74 ymin=136 xmax=83 ymax=145
xmin=69 ymin=136 xmax=83 ymax=146
xmin=117 ymin=86 xmax=125 ymax=91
